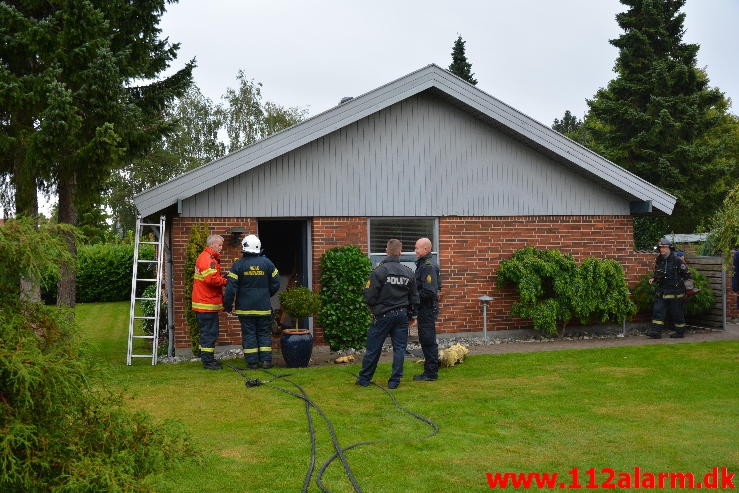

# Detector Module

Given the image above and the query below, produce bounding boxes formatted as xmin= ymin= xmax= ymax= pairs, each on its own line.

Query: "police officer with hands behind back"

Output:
xmin=224 ymin=234 xmax=280 ymax=369
xmin=411 ymin=237 xmax=441 ymax=382
xmin=647 ymin=238 xmax=691 ymax=339
xmin=357 ymin=239 xmax=419 ymax=390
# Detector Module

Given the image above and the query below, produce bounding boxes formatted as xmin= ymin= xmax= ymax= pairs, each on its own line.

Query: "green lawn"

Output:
xmin=76 ymin=302 xmax=739 ymax=492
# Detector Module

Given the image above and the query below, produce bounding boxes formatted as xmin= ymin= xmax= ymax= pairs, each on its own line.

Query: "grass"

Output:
xmin=76 ymin=302 xmax=739 ymax=492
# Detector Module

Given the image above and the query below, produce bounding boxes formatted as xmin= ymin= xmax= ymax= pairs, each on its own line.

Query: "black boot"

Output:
xmin=203 ymin=360 xmax=222 ymax=370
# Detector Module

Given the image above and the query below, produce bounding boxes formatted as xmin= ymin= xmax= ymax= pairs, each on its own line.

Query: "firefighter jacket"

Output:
xmin=364 ymin=256 xmax=420 ymax=317
xmin=192 ymin=246 xmax=228 ymax=312
xmin=224 ymin=253 xmax=280 ymax=317
xmin=415 ymin=253 xmax=441 ymax=307
xmin=652 ymin=252 xmax=691 ymax=296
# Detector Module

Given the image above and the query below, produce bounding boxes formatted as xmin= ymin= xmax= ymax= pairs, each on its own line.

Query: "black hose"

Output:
xmin=229 ymin=365 xmax=439 ymax=493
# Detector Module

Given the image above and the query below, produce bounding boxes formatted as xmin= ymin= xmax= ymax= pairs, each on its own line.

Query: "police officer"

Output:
xmin=192 ymin=234 xmax=228 ymax=370
xmin=412 ymin=237 xmax=441 ymax=382
xmin=357 ymin=239 xmax=419 ymax=389
xmin=647 ymin=238 xmax=691 ymax=338
xmin=224 ymin=234 xmax=280 ymax=369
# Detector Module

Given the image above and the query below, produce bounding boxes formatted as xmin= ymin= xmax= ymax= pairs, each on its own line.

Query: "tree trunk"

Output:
xmin=56 ymin=171 xmax=78 ymax=308
xmin=13 ymin=135 xmax=42 ymax=302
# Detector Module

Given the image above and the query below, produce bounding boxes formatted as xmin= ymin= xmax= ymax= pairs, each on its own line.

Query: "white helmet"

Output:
xmin=241 ymin=234 xmax=262 ymax=254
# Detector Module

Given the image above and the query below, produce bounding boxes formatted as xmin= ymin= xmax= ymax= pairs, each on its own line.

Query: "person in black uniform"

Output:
xmin=357 ymin=239 xmax=419 ymax=390
xmin=647 ymin=238 xmax=691 ymax=339
xmin=224 ymin=234 xmax=280 ymax=369
xmin=412 ymin=237 xmax=441 ymax=382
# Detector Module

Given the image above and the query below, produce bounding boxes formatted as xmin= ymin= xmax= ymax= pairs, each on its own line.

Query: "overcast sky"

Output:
xmin=159 ymin=0 xmax=738 ymax=127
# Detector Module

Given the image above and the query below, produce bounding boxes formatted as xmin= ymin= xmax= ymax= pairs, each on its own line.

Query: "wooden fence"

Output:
xmin=685 ymin=255 xmax=725 ymax=330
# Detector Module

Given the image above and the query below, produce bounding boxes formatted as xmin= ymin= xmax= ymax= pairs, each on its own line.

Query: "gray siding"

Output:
xmin=182 ymin=93 xmax=628 ymax=217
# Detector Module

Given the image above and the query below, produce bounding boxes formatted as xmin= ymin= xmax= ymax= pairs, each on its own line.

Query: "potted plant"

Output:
xmin=279 ymin=286 xmax=321 ymax=367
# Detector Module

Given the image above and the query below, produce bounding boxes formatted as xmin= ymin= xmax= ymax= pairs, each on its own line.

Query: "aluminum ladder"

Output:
xmin=126 ymin=215 xmax=166 ymax=365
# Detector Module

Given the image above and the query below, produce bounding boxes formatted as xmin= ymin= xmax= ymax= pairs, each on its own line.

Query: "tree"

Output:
xmin=0 ymin=2 xmax=194 ymax=306
xmin=584 ymin=0 xmax=733 ymax=233
xmin=552 ymin=110 xmax=584 ymax=136
xmin=104 ymin=77 xmax=307 ymax=234
xmin=448 ymin=35 xmax=477 ymax=85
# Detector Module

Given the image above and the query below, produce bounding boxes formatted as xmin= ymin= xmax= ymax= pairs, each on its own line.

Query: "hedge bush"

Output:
xmin=318 ymin=245 xmax=372 ymax=350
xmin=496 ymin=247 xmax=636 ymax=336
xmin=42 ymin=242 xmax=154 ymax=303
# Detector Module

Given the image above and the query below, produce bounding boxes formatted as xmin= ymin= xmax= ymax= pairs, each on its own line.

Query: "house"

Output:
xmin=134 ymin=64 xmax=675 ymax=349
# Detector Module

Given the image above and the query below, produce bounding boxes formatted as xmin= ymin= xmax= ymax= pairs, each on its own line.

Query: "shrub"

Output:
xmin=631 ymin=268 xmax=715 ymax=318
xmin=0 ymin=219 xmax=196 ymax=491
xmin=496 ymin=247 xmax=636 ymax=336
xmin=76 ymin=243 xmax=154 ymax=302
xmin=279 ymin=286 xmax=321 ymax=331
xmin=318 ymin=245 xmax=372 ymax=350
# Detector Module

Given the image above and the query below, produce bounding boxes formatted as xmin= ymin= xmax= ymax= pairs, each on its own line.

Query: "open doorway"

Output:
xmin=257 ymin=219 xmax=311 ymax=325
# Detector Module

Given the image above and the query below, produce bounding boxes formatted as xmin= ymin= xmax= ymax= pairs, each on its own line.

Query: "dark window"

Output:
xmin=368 ymin=218 xmax=437 ymax=269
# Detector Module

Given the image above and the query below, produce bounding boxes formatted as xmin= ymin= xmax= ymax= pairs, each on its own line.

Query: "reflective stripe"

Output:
xmin=661 ymin=294 xmax=685 ymax=299
xmin=200 ymin=268 xmax=217 ymax=277
xmin=652 ymin=320 xmax=665 ymax=325
xmin=228 ymin=272 xmax=238 ymax=279
xmin=243 ymin=348 xmax=258 ymax=354
xmin=272 ymin=269 xmax=279 ymax=277
xmin=259 ymin=346 xmax=272 ymax=352
xmin=192 ymin=302 xmax=223 ymax=310
xmin=675 ymin=323 xmax=686 ymax=327
xmin=194 ymin=273 xmax=204 ymax=281
xmin=199 ymin=346 xmax=215 ymax=353
xmin=234 ymin=309 xmax=272 ymax=316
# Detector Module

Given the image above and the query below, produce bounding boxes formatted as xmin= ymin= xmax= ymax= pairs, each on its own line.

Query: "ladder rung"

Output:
xmin=137 ymin=278 xmax=158 ymax=282
xmin=139 ymin=223 xmax=161 ymax=227
xmin=138 ymin=259 xmax=157 ymax=263
xmin=140 ymin=241 xmax=159 ymax=245
xmin=130 ymin=354 xmax=155 ymax=358
xmin=132 ymin=335 xmax=155 ymax=340
xmin=134 ymin=297 xmax=156 ymax=301
xmin=134 ymin=316 xmax=156 ymax=320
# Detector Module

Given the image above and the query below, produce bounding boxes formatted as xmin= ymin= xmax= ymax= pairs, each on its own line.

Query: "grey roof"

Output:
xmin=134 ymin=64 xmax=676 ymax=217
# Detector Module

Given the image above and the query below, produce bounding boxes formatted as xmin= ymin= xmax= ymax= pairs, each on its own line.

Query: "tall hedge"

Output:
xmin=631 ymin=267 xmax=714 ymax=318
xmin=318 ymin=245 xmax=372 ymax=350
xmin=496 ymin=247 xmax=636 ymax=336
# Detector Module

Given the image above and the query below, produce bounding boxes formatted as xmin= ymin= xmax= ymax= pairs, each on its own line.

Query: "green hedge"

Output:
xmin=318 ymin=245 xmax=372 ymax=350
xmin=631 ymin=267 xmax=715 ymax=317
xmin=43 ymin=243 xmax=154 ymax=303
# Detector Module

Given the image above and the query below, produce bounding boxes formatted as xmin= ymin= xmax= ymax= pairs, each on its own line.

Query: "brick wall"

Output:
xmin=437 ymin=216 xmax=654 ymax=333
xmin=170 ymin=214 xmax=659 ymax=348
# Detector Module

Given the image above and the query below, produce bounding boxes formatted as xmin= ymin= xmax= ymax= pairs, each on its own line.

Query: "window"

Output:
xmin=368 ymin=218 xmax=438 ymax=269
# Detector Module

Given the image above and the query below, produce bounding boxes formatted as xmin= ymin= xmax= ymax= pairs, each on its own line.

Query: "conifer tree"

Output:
xmin=448 ymin=35 xmax=477 ymax=85
xmin=584 ymin=0 xmax=731 ymax=232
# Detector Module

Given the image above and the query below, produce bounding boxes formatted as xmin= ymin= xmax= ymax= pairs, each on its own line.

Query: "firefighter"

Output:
xmin=412 ymin=237 xmax=441 ymax=382
xmin=192 ymin=234 xmax=228 ymax=370
xmin=647 ymin=238 xmax=691 ymax=339
xmin=224 ymin=234 xmax=280 ymax=369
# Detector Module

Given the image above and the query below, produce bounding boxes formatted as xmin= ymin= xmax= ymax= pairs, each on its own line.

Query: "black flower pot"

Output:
xmin=280 ymin=329 xmax=313 ymax=367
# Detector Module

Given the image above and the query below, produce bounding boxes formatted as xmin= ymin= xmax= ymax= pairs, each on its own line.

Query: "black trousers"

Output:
xmin=650 ymin=296 xmax=686 ymax=335
xmin=418 ymin=304 xmax=439 ymax=377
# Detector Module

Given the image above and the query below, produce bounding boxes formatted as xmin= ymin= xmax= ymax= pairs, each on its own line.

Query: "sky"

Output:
xmin=159 ymin=0 xmax=739 ymax=127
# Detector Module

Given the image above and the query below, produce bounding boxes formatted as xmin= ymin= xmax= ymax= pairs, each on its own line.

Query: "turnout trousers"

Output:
xmin=417 ymin=304 xmax=439 ymax=378
xmin=239 ymin=315 xmax=273 ymax=365
xmin=196 ymin=312 xmax=220 ymax=363
xmin=650 ymin=295 xmax=686 ymax=336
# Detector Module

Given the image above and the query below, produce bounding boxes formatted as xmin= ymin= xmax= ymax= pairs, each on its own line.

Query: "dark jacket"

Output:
xmin=224 ymin=253 xmax=280 ymax=316
xmin=364 ymin=256 xmax=420 ymax=317
xmin=415 ymin=253 xmax=441 ymax=306
xmin=653 ymin=251 xmax=691 ymax=295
